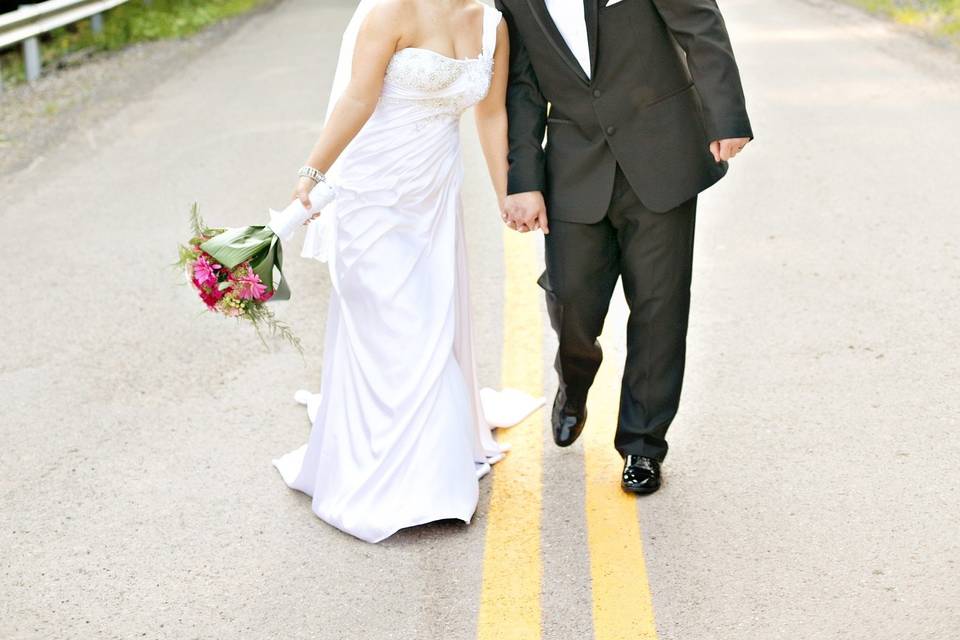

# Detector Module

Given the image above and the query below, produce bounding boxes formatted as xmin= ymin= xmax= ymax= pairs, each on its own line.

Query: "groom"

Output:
xmin=495 ymin=0 xmax=753 ymax=494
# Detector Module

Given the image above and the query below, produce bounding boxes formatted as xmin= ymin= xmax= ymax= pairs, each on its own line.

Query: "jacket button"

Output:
xmin=606 ymin=125 xmax=616 ymax=135
xmin=593 ymin=89 xmax=602 ymax=98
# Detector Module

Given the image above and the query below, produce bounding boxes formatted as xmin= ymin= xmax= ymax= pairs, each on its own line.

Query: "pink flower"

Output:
xmin=234 ymin=270 xmax=268 ymax=301
xmin=193 ymin=254 xmax=221 ymax=288
xmin=197 ymin=284 xmax=224 ymax=310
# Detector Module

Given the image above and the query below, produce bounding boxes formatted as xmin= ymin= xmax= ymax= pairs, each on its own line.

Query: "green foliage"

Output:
xmin=89 ymin=0 xmax=265 ymax=50
xmin=847 ymin=0 xmax=960 ymax=40
xmin=1 ymin=0 xmax=267 ymax=85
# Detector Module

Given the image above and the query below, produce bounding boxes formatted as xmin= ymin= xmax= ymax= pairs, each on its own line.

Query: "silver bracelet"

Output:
xmin=298 ymin=165 xmax=326 ymax=184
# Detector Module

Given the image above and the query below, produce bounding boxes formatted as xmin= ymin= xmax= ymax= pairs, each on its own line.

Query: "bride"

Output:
xmin=271 ymin=0 xmax=542 ymax=543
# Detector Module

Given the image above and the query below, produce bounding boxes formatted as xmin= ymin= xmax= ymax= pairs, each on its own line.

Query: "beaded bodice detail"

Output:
xmin=381 ymin=49 xmax=493 ymax=118
xmin=375 ymin=8 xmax=500 ymax=127
xmin=384 ymin=48 xmax=493 ymax=103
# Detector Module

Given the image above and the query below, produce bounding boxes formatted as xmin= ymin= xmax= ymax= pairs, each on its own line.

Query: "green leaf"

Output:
xmin=200 ymin=225 xmax=275 ymax=269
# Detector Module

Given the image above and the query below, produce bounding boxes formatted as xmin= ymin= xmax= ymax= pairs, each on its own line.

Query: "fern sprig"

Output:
xmin=245 ymin=302 xmax=305 ymax=359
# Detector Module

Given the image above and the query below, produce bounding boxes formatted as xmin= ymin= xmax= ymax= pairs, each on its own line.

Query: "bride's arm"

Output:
xmin=294 ymin=2 xmax=405 ymax=207
xmin=474 ymin=21 xmax=511 ymax=215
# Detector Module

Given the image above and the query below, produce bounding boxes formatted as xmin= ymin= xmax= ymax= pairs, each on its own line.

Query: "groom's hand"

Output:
xmin=710 ymin=137 xmax=751 ymax=163
xmin=502 ymin=191 xmax=549 ymax=235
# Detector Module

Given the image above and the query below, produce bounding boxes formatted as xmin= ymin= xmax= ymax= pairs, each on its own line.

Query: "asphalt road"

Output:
xmin=1 ymin=0 xmax=958 ymax=638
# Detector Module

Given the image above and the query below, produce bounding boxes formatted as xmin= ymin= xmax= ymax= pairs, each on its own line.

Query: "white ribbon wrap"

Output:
xmin=266 ymin=180 xmax=337 ymax=243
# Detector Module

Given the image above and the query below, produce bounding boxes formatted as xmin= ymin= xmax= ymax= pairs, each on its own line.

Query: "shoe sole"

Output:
xmin=551 ymin=409 xmax=587 ymax=447
xmin=553 ymin=434 xmax=582 ymax=447
xmin=621 ymin=483 xmax=661 ymax=495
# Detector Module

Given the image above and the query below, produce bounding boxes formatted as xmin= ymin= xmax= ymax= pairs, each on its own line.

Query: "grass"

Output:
xmin=0 ymin=0 xmax=267 ymax=86
xmin=847 ymin=0 xmax=960 ymax=41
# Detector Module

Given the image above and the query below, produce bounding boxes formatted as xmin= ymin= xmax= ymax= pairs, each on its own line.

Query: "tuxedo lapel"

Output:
xmin=525 ymin=0 xmax=591 ymax=85
xmin=584 ymin=0 xmax=598 ymax=84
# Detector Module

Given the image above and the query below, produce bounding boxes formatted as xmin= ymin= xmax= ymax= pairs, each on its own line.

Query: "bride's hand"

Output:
xmin=293 ymin=177 xmax=322 ymax=225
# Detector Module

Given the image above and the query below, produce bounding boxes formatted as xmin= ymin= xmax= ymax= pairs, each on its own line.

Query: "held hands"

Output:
xmin=501 ymin=191 xmax=550 ymax=235
xmin=325 ymin=136 xmax=746 ymax=234
xmin=710 ymin=137 xmax=751 ymax=163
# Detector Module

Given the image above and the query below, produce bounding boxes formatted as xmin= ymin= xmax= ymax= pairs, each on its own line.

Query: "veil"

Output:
xmin=300 ymin=0 xmax=381 ymax=262
xmin=323 ymin=0 xmax=382 ymax=147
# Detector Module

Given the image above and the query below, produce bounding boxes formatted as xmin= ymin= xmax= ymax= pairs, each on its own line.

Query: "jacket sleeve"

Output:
xmin=650 ymin=0 xmax=753 ymax=142
xmin=495 ymin=0 xmax=549 ymax=194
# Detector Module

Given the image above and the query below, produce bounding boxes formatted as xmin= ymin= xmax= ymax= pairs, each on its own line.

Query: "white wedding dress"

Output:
xmin=272 ymin=5 xmax=542 ymax=543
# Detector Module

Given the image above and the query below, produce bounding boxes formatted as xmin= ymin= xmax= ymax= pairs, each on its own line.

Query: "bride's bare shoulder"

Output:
xmin=466 ymin=0 xmax=493 ymax=11
xmin=398 ymin=0 xmax=487 ymax=19
xmin=357 ymin=0 xmax=417 ymax=43
xmin=363 ymin=0 xmax=416 ymax=27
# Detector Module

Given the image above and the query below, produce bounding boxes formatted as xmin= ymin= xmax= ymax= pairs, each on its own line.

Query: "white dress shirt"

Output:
xmin=544 ymin=0 xmax=591 ymax=79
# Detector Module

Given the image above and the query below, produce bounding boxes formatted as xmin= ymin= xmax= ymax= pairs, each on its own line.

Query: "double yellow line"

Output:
xmin=476 ymin=230 xmax=657 ymax=640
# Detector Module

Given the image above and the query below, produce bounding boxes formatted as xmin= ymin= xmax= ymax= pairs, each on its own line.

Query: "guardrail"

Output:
xmin=0 ymin=0 xmax=134 ymax=89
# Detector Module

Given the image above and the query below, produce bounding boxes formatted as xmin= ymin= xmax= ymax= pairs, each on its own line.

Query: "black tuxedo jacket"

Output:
xmin=494 ymin=0 xmax=753 ymax=221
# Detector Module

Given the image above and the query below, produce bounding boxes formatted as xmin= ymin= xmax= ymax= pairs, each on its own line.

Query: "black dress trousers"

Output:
xmin=538 ymin=164 xmax=697 ymax=462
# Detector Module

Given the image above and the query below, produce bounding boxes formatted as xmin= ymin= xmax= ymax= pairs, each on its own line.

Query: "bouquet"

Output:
xmin=175 ymin=180 xmax=336 ymax=354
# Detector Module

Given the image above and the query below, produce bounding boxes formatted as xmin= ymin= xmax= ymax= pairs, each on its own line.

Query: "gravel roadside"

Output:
xmin=0 ymin=0 xmax=282 ymax=179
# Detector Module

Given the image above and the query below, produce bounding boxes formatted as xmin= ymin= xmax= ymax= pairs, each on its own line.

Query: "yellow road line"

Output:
xmin=583 ymin=314 xmax=659 ymax=639
xmin=476 ymin=230 xmax=544 ymax=640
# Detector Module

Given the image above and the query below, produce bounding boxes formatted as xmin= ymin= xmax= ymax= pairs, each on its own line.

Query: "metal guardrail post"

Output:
xmin=23 ymin=34 xmax=41 ymax=82
xmin=1 ymin=0 xmax=140 ymax=89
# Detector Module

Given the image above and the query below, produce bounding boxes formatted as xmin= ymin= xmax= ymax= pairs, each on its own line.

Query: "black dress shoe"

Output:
xmin=551 ymin=388 xmax=587 ymax=447
xmin=621 ymin=455 xmax=662 ymax=495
